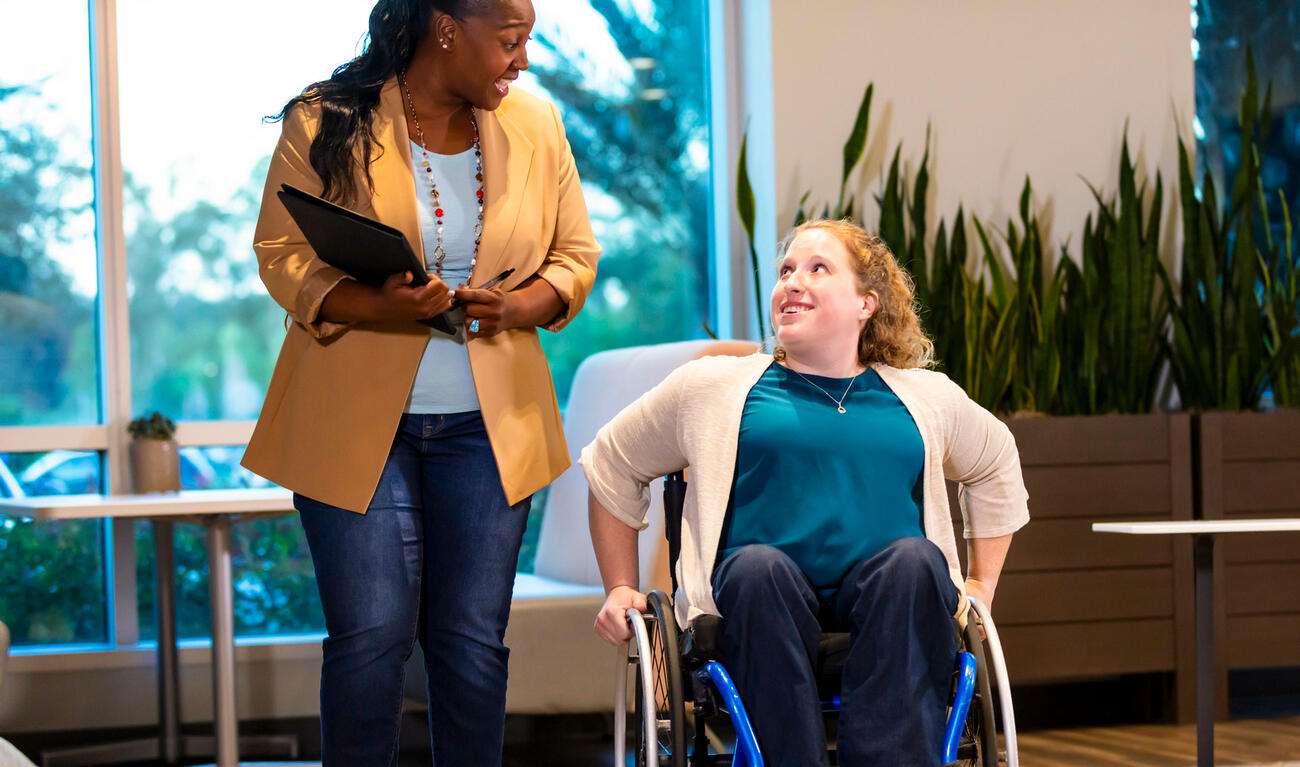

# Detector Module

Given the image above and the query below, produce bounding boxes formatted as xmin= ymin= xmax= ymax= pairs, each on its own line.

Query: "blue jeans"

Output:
xmin=295 ymin=412 xmax=530 ymax=767
xmin=712 ymin=538 xmax=959 ymax=767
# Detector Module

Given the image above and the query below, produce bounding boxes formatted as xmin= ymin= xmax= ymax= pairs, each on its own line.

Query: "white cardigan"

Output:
xmin=579 ymin=353 xmax=1030 ymax=628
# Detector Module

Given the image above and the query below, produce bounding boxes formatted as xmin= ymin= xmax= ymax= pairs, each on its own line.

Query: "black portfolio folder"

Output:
xmin=276 ymin=183 xmax=457 ymax=335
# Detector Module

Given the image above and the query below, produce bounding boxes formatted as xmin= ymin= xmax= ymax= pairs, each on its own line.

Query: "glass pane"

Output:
xmin=0 ymin=1 xmax=99 ymax=426
xmin=517 ymin=1 xmax=715 ymax=572
xmin=1193 ymin=0 xmax=1300 ymax=235
xmin=135 ymin=446 xmax=323 ymax=640
xmin=528 ymin=0 xmax=715 ymax=403
xmin=176 ymin=445 xmax=272 ymax=492
xmin=10 ymin=449 xmax=103 ymax=497
xmin=117 ymin=0 xmax=375 ymax=420
xmin=0 ymin=451 xmax=107 ymax=646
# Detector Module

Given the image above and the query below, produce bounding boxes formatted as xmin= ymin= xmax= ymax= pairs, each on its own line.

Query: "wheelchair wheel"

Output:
xmin=631 ymin=590 xmax=688 ymax=767
xmin=957 ymin=617 xmax=1000 ymax=767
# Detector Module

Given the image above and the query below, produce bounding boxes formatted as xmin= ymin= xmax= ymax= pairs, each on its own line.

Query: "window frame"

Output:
xmin=4 ymin=0 xmax=756 ymax=666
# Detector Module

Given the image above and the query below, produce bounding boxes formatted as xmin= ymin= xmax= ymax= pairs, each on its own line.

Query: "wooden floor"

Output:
xmin=493 ymin=714 xmax=1300 ymax=766
xmin=1016 ymin=715 xmax=1300 ymax=766
xmin=29 ymin=713 xmax=1300 ymax=766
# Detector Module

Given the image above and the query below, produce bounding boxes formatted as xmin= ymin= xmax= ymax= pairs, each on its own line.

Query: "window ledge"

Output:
xmin=8 ymin=634 xmax=325 ymax=673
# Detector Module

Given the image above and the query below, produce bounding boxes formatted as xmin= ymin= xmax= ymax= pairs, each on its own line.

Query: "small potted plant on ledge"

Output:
xmin=128 ymin=411 xmax=180 ymax=493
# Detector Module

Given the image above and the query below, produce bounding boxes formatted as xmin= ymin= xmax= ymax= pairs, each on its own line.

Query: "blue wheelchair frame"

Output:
xmin=703 ymin=649 xmax=973 ymax=766
xmin=619 ymin=595 xmax=1009 ymax=767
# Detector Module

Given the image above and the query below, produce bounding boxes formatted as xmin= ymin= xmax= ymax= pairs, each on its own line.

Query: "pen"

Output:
xmin=470 ymin=268 xmax=515 ymax=291
xmin=449 ymin=268 xmax=515 ymax=307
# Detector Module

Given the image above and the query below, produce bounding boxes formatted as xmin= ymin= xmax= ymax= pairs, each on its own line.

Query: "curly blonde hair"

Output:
xmin=773 ymin=219 xmax=934 ymax=369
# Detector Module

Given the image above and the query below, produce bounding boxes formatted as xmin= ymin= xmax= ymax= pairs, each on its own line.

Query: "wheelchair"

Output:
xmin=612 ymin=472 xmax=1019 ymax=767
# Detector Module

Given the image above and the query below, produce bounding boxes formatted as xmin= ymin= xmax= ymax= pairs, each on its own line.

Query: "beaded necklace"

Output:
xmin=398 ymin=71 xmax=485 ymax=278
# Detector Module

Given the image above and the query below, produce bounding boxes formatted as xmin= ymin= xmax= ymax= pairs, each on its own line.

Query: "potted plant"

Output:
xmin=128 ymin=411 xmax=180 ymax=494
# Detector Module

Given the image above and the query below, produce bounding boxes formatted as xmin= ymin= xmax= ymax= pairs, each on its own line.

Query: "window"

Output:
xmin=516 ymin=1 xmax=716 ymax=572
xmin=1192 ymin=0 xmax=1299 ymax=244
xmin=0 ymin=452 xmax=108 ymax=646
xmin=114 ymin=0 xmax=374 ymax=641
xmin=133 ymin=447 xmax=323 ymax=641
xmin=0 ymin=1 xmax=107 ymax=648
xmin=117 ymin=1 xmax=376 ymax=421
xmin=527 ymin=0 xmax=715 ymax=403
xmin=1191 ymin=1 xmax=1300 ymax=407
xmin=0 ymin=2 xmax=99 ymax=429
xmin=1 ymin=0 xmax=722 ymax=648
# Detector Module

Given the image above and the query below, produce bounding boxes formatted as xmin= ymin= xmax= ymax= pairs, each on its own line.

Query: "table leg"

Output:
xmin=1194 ymin=533 xmax=1214 ymax=767
xmin=206 ymin=514 xmax=238 ymax=767
xmin=154 ymin=519 xmax=182 ymax=765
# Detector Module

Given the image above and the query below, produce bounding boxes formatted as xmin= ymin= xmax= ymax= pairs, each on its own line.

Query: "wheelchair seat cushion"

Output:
xmin=683 ymin=614 xmax=727 ymax=667
xmin=815 ymin=632 xmax=851 ymax=699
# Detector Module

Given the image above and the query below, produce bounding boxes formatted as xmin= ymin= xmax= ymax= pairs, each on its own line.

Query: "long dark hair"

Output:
xmin=271 ymin=0 xmax=483 ymax=204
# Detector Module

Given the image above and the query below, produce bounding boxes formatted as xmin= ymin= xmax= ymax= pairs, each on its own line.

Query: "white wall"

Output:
xmin=766 ymin=0 xmax=1195 ymax=255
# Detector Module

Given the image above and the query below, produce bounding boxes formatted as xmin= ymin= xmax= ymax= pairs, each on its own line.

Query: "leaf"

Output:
xmin=973 ymin=217 xmax=1010 ymax=309
xmin=736 ymin=131 xmax=756 ymax=242
xmin=838 ymin=83 xmax=873 ymax=214
xmin=793 ymin=190 xmax=811 ymax=227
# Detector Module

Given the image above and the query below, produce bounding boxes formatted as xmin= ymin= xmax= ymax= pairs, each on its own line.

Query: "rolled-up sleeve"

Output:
xmin=579 ymin=366 xmax=692 ymax=531
xmin=536 ymin=103 xmax=600 ymax=332
xmin=940 ymin=379 xmax=1030 ymax=539
xmin=252 ymin=102 xmax=354 ymax=340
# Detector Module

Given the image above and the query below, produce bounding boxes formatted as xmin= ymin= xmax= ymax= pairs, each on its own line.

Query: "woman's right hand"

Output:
xmin=318 ymin=272 xmax=452 ymax=323
xmin=594 ymin=585 xmax=648 ymax=645
xmin=378 ymin=271 xmax=452 ymax=321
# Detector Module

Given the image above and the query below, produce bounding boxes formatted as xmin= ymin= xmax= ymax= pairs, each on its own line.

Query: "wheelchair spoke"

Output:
xmin=628 ymin=592 xmax=688 ymax=767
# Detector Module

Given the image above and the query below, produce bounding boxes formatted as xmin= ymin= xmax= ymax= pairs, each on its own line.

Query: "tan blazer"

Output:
xmin=241 ymin=79 xmax=600 ymax=512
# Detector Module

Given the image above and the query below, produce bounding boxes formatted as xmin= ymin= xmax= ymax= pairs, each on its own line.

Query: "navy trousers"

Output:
xmin=296 ymin=412 xmax=530 ymax=767
xmin=711 ymin=538 xmax=959 ymax=767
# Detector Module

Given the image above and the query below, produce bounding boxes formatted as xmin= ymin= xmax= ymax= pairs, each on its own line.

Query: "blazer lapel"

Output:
xmin=473 ymin=103 xmax=535 ymax=284
xmin=369 ymin=78 xmax=425 ymax=262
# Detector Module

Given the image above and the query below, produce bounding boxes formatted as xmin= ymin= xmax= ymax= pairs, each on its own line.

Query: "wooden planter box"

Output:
xmin=949 ymin=412 xmax=1197 ymax=721
xmin=1197 ymin=410 xmax=1300 ymax=715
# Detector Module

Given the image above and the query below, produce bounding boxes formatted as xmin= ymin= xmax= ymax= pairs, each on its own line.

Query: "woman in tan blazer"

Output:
xmin=240 ymin=0 xmax=598 ymax=763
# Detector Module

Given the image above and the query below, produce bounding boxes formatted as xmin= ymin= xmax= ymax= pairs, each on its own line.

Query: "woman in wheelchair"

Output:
xmin=581 ymin=219 xmax=1029 ymax=766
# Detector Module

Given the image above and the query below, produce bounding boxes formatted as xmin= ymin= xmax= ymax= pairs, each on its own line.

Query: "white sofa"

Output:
xmin=404 ymin=339 xmax=757 ymax=713
xmin=0 ymin=620 xmax=39 ymax=767
xmin=0 ymin=620 xmax=7 ymax=691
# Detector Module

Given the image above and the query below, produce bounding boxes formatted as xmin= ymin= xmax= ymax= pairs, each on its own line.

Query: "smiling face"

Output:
xmin=771 ymin=227 xmax=877 ymax=365
xmin=436 ymin=0 xmax=534 ymax=110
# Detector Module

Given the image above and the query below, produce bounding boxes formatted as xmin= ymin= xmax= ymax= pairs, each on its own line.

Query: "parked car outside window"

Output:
xmin=0 ymin=455 xmax=23 ymax=498
xmin=17 ymin=449 xmax=225 ymax=496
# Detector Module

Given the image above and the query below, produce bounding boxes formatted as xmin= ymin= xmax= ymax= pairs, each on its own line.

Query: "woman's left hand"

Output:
xmin=455 ymin=287 xmax=517 ymax=339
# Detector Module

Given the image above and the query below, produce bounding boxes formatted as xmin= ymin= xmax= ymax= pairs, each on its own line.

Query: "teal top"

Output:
xmin=719 ymin=362 xmax=926 ymax=592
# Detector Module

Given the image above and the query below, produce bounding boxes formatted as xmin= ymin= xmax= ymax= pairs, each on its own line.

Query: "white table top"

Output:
xmin=0 ymin=488 xmax=295 ymax=521
xmin=1093 ymin=519 xmax=1300 ymax=535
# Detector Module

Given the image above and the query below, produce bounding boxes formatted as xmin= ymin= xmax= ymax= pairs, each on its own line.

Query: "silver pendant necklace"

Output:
xmin=789 ymin=367 xmax=862 ymax=414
